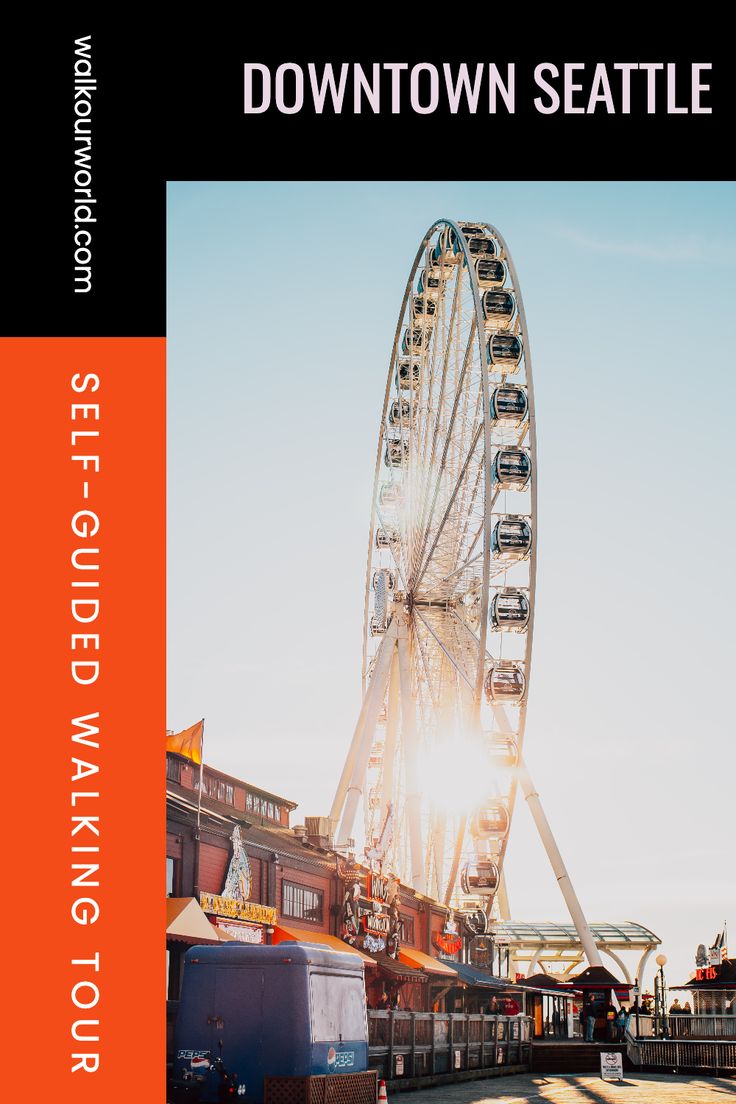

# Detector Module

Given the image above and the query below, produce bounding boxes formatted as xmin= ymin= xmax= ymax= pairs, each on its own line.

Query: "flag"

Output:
xmin=166 ymin=719 xmax=204 ymax=765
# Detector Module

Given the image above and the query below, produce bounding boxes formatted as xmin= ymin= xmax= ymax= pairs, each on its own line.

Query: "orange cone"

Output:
xmin=378 ymin=1079 xmax=388 ymax=1103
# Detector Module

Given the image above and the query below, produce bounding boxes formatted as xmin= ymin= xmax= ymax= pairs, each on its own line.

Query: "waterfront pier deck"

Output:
xmin=395 ymin=1070 xmax=736 ymax=1103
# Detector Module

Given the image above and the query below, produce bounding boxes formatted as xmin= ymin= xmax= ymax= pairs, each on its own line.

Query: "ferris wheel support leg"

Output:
xmin=517 ymin=756 xmax=603 ymax=970
xmin=331 ymin=620 xmax=398 ymax=847
xmin=444 ymin=815 xmax=467 ymax=906
xmin=497 ymin=870 xmax=512 ymax=921
xmin=397 ymin=621 xmax=424 ymax=893
xmin=431 ymin=811 xmax=447 ymax=901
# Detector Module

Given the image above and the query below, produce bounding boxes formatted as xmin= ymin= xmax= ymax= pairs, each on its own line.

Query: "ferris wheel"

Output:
xmin=330 ymin=219 xmax=602 ymax=958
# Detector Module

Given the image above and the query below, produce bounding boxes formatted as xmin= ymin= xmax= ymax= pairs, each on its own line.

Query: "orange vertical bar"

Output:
xmin=2 ymin=337 xmax=165 ymax=1103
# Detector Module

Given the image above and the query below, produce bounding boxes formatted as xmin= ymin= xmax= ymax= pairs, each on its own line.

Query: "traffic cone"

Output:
xmin=378 ymin=1079 xmax=388 ymax=1102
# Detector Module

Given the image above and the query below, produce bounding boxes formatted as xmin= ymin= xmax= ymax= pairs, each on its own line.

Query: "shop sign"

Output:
xmin=200 ymin=892 xmax=276 ymax=926
xmin=369 ymin=872 xmax=389 ymax=903
xmin=215 ymin=919 xmax=264 ymax=944
xmin=364 ymin=912 xmax=391 ymax=935
xmin=600 ymin=1052 xmax=623 ymax=1082
xmin=341 ymin=869 xmax=401 ymax=958
xmin=200 ymin=824 xmax=277 ymax=927
xmin=433 ymin=932 xmax=462 ymax=955
xmin=696 ymin=966 xmax=718 ymax=981
xmin=433 ymin=912 xmax=462 ymax=955
xmin=222 ymin=825 xmax=253 ymax=902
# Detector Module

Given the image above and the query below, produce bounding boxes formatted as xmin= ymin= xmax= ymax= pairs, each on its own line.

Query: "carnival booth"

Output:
xmin=566 ymin=965 xmax=632 ymax=1042
xmin=515 ymin=974 xmax=581 ymax=1038
xmin=675 ymin=959 xmax=736 ymax=1016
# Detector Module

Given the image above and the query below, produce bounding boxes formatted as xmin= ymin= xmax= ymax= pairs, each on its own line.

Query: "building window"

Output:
xmin=166 ymin=856 xmax=181 ymax=897
xmin=282 ymin=881 xmax=323 ymax=923
xmin=212 ymin=780 xmax=234 ymax=804
xmin=166 ymin=757 xmax=181 ymax=783
xmin=246 ymin=791 xmax=280 ymax=821
xmin=400 ymin=914 xmax=415 ymax=944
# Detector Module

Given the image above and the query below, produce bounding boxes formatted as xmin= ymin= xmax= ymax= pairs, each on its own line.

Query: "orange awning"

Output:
xmin=273 ymin=924 xmax=374 ymax=965
xmin=399 ymin=947 xmax=459 ymax=977
xmin=166 ymin=897 xmax=235 ymax=944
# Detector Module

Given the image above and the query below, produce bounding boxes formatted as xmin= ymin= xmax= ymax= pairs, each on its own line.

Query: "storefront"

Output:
xmin=400 ymin=947 xmax=459 ymax=1011
xmin=364 ymin=951 xmax=427 ymax=1011
xmin=515 ymin=974 xmax=580 ymax=1038
xmin=438 ymin=959 xmax=519 ymax=1015
xmin=566 ymin=965 xmax=631 ymax=1041
xmin=675 ymin=959 xmax=736 ymax=1015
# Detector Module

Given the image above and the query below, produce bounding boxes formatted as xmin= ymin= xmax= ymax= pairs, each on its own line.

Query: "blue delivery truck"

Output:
xmin=172 ymin=942 xmax=369 ymax=1102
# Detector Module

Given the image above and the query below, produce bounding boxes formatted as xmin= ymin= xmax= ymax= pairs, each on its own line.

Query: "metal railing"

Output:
xmin=634 ymin=1014 xmax=736 ymax=1039
xmin=626 ymin=1026 xmax=736 ymax=1072
xmin=368 ymin=1011 xmax=532 ymax=1081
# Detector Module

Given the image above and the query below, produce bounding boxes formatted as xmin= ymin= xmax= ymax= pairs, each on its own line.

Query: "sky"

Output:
xmin=167 ymin=180 xmax=735 ymax=995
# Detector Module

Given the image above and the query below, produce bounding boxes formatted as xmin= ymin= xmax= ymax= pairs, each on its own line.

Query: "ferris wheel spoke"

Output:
xmin=412 ymin=606 xmax=480 ymax=693
xmin=411 ymin=315 xmax=478 ymax=585
xmin=414 ymin=421 xmax=483 ymax=592
xmin=412 ymin=615 xmax=442 ymax=713
xmin=411 ymin=265 xmax=467 ymax=581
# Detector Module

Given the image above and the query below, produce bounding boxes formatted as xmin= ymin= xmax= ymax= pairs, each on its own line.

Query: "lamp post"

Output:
xmin=655 ymin=953 xmax=668 ymax=1038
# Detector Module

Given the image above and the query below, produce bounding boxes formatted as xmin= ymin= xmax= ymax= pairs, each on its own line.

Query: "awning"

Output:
xmin=516 ymin=973 xmax=581 ymax=996
xmin=166 ymin=897 xmax=234 ymax=944
xmin=400 ymin=947 xmax=459 ymax=978
xmin=364 ymin=950 xmax=427 ymax=983
xmin=445 ymin=960 xmax=510 ymax=989
xmin=273 ymin=924 xmax=374 ymax=965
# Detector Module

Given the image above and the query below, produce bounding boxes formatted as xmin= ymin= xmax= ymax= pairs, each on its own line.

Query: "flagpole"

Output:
xmin=197 ymin=718 xmax=205 ymax=830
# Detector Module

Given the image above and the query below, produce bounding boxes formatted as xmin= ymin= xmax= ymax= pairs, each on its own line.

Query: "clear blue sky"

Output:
xmin=168 ymin=180 xmax=735 ymax=992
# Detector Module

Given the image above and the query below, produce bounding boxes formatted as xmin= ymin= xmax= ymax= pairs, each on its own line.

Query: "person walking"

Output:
xmin=615 ymin=1006 xmax=627 ymax=1041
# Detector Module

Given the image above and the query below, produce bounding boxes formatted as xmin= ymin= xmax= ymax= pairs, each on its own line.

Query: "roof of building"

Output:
xmin=516 ymin=972 xmax=581 ymax=993
xmin=166 ymin=784 xmax=339 ymax=875
xmin=167 ymin=752 xmax=298 ymax=810
xmin=567 ymin=965 xmax=631 ymax=988
xmin=674 ymin=960 xmax=736 ymax=990
xmin=490 ymin=921 xmax=659 ymax=948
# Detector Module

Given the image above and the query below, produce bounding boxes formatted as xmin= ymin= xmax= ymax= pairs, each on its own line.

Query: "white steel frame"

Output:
xmin=330 ymin=218 xmax=602 ymax=967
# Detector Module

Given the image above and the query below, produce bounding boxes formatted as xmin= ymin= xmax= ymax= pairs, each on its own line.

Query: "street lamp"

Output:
xmin=655 ymin=953 xmax=668 ymax=1038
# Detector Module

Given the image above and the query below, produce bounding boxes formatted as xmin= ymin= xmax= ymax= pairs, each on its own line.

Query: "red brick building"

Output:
xmin=166 ymin=751 xmax=473 ymax=1014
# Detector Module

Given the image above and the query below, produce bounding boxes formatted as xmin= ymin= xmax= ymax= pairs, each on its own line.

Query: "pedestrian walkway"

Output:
xmin=393 ymin=1071 xmax=736 ymax=1103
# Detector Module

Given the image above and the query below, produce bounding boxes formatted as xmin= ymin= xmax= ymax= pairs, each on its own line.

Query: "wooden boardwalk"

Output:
xmin=391 ymin=1071 xmax=736 ymax=1103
